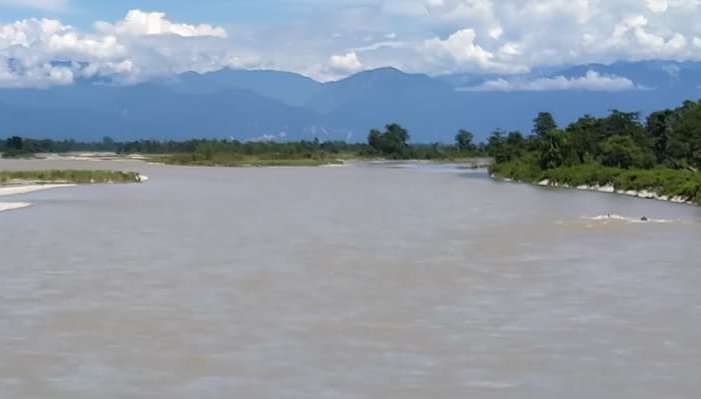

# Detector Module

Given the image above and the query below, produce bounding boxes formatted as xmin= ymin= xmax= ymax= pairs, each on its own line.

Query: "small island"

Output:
xmin=488 ymin=99 xmax=701 ymax=206
xmin=0 ymin=169 xmax=146 ymax=212
xmin=0 ymin=170 xmax=145 ymax=185
xmin=146 ymin=124 xmax=487 ymax=167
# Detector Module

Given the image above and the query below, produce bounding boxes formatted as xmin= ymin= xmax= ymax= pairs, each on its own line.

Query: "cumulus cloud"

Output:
xmin=328 ymin=51 xmax=363 ymax=73
xmin=461 ymin=71 xmax=637 ymax=92
xmin=349 ymin=0 xmax=701 ymax=76
xmin=421 ymin=28 xmax=526 ymax=73
xmin=423 ymin=29 xmax=494 ymax=67
xmin=0 ymin=58 xmax=73 ymax=87
xmin=0 ymin=9 xmax=252 ymax=87
xmin=95 ymin=10 xmax=227 ymax=38
xmin=4 ymin=1 xmax=701 ymax=85
xmin=591 ymin=14 xmax=689 ymax=60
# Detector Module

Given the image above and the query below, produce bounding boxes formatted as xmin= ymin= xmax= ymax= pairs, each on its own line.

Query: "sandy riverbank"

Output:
xmin=536 ymin=179 xmax=695 ymax=205
xmin=0 ymin=184 xmax=77 ymax=197
xmin=0 ymin=202 xmax=31 ymax=212
xmin=491 ymin=174 xmax=696 ymax=206
xmin=0 ymin=184 xmax=76 ymax=213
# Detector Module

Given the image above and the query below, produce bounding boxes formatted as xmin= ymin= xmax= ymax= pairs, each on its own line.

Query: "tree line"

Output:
xmin=488 ymin=99 xmax=701 ymax=204
xmin=4 ymin=97 xmax=700 ymax=168
xmin=486 ymin=100 xmax=701 ymax=172
xmin=1 ymin=128 xmax=484 ymax=161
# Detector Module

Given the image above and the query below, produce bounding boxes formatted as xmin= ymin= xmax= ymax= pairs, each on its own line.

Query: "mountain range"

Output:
xmin=1 ymin=60 xmax=700 ymax=142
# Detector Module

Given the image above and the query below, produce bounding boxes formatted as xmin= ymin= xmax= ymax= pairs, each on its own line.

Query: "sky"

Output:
xmin=0 ymin=0 xmax=700 ymax=88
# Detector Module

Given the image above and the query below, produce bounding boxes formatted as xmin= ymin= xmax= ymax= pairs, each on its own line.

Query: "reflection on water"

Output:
xmin=1 ymin=159 xmax=700 ymax=398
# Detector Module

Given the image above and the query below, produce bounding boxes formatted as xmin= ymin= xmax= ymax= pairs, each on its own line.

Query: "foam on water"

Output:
xmin=583 ymin=214 xmax=678 ymax=224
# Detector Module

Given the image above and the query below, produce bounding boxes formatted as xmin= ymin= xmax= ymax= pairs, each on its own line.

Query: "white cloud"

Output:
xmin=0 ymin=9 xmax=247 ymax=87
xmin=0 ymin=57 xmax=73 ymax=87
xmin=647 ymin=0 xmax=670 ymax=12
xmin=592 ymin=14 xmax=689 ymax=60
xmin=345 ymin=0 xmax=701 ymax=76
xmin=423 ymin=29 xmax=492 ymax=66
xmin=95 ymin=10 xmax=227 ymax=38
xmin=328 ymin=51 xmax=363 ymax=73
xmin=4 ymin=1 xmax=701 ymax=84
xmin=420 ymin=29 xmax=526 ymax=74
xmin=461 ymin=71 xmax=637 ymax=92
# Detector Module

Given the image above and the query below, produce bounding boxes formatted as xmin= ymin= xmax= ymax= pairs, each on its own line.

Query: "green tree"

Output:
xmin=367 ymin=124 xmax=410 ymax=158
xmin=368 ymin=129 xmax=382 ymax=152
xmin=385 ymin=123 xmax=409 ymax=146
xmin=195 ymin=142 xmax=216 ymax=161
xmin=566 ymin=115 xmax=600 ymax=163
xmin=668 ymin=100 xmax=701 ymax=169
xmin=646 ymin=110 xmax=673 ymax=163
xmin=599 ymin=135 xmax=651 ymax=169
xmin=486 ymin=130 xmax=512 ymax=163
xmin=455 ymin=130 xmax=475 ymax=152
xmin=532 ymin=112 xmax=558 ymax=138
xmin=101 ymin=136 xmax=116 ymax=151
xmin=6 ymin=136 xmax=23 ymax=150
xmin=538 ymin=129 xmax=569 ymax=169
xmin=600 ymin=111 xmax=643 ymax=138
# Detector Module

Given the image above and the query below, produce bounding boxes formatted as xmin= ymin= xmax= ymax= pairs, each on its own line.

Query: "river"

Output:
xmin=1 ymin=159 xmax=700 ymax=398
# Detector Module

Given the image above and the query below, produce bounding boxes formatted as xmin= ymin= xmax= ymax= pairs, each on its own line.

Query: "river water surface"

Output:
xmin=1 ymin=159 xmax=701 ymax=398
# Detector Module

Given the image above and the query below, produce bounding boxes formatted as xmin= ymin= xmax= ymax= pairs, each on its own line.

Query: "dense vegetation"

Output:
xmin=2 ymin=126 xmax=485 ymax=165
xmin=157 ymin=129 xmax=484 ymax=166
xmin=0 ymin=136 xmax=119 ymax=158
xmin=155 ymin=140 xmax=346 ymax=167
xmin=365 ymin=124 xmax=482 ymax=160
xmin=0 ymin=170 xmax=142 ymax=184
xmin=488 ymin=100 xmax=701 ymax=205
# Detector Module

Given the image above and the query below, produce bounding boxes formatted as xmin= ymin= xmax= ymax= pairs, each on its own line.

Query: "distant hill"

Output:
xmin=0 ymin=60 xmax=699 ymax=142
xmin=161 ymin=69 xmax=322 ymax=107
xmin=552 ymin=60 xmax=701 ymax=89
xmin=0 ymin=83 xmax=316 ymax=141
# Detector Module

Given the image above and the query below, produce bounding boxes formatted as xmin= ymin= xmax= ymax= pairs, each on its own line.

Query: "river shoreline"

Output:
xmin=0 ymin=184 xmax=77 ymax=197
xmin=493 ymin=174 xmax=697 ymax=206
xmin=0 ymin=202 xmax=31 ymax=212
xmin=0 ymin=184 xmax=77 ymax=213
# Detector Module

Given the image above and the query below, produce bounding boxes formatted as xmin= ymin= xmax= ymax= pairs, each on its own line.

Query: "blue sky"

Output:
xmin=0 ymin=0 xmax=700 ymax=87
xmin=0 ymin=1 xmax=293 ymax=26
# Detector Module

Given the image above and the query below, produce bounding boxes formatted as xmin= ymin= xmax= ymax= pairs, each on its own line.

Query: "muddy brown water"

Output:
xmin=1 ymin=159 xmax=700 ymax=398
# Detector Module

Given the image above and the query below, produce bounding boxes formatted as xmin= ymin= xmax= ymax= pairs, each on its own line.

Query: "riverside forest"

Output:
xmin=489 ymin=99 xmax=701 ymax=205
xmin=2 ymin=98 xmax=701 ymax=204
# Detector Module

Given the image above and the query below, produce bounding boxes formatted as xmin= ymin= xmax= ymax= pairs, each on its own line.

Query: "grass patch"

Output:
xmin=153 ymin=153 xmax=344 ymax=167
xmin=0 ymin=170 xmax=142 ymax=184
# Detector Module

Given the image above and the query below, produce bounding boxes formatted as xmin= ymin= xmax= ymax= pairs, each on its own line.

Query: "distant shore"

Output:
xmin=146 ymin=154 xmax=493 ymax=169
